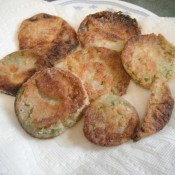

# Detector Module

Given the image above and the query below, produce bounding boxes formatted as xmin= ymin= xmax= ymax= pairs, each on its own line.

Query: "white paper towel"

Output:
xmin=0 ymin=0 xmax=175 ymax=175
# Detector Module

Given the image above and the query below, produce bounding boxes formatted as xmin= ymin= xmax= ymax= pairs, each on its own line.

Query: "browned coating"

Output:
xmin=83 ymin=94 xmax=139 ymax=146
xmin=77 ymin=11 xmax=140 ymax=51
xmin=18 ymin=13 xmax=79 ymax=65
xmin=15 ymin=68 xmax=89 ymax=139
xmin=0 ymin=50 xmax=51 ymax=96
xmin=56 ymin=47 xmax=131 ymax=101
xmin=133 ymin=78 xmax=174 ymax=141
xmin=122 ymin=34 xmax=175 ymax=89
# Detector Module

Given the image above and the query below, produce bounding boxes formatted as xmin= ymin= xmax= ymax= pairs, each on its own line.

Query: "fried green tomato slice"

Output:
xmin=56 ymin=47 xmax=130 ymax=101
xmin=83 ymin=94 xmax=139 ymax=146
xmin=133 ymin=78 xmax=174 ymax=141
xmin=77 ymin=11 xmax=140 ymax=52
xmin=18 ymin=13 xmax=79 ymax=65
xmin=0 ymin=50 xmax=50 ymax=96
xmin=15 ymin=68 xmax=89 ymax=139
xmin=122 ymin=34 xmax=175 ymax=89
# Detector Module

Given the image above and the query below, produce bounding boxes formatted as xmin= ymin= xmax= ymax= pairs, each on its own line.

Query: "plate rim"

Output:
xmin=50 ymin=0 xmax=158 ymax=17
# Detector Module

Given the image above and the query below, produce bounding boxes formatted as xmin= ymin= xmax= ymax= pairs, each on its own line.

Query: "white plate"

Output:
xmin=0 ymin=1 xmax=175 ymax=175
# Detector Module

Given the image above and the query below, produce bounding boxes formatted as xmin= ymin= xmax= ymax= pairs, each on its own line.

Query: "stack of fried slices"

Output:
xmin=0 ymin=12 xmax=174 ymax=146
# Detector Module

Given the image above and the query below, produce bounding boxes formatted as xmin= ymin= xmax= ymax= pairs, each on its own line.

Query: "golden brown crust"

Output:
xmin=56 ymin=47 xmax=130 ymax=101
xmin=122 ymin=34 xmax=175 ymax=89
xmin=133 ymin=78 xmax=174 ymax=141
xmin=83 ymin=94 xmax=139 ymax=146
xmin=18 ymin=13 xmax=79 ymax=65
xmin=15 ymin=68 xmax=89 ymax=139
xmin=77 ymin=11 xmax=140 ymax=52
xmin=0 ymin=50 xmax=51 ymax=96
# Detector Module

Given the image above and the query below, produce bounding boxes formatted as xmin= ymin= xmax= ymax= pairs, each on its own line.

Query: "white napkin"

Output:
xmin=0 ymin=0 xmax=175 ymax=175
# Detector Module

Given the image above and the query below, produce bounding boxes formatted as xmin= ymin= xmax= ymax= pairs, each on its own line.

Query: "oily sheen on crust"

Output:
xmin=15 ymin=68 xmax=89 ymax=139
xmin=56 ymin=47 xmax=130 ymax=101
xmin=0 ymin=50 xmax=50 ymax=96
xmin=77 ymin=11 xmax=140 ymax=52
xmin=83 ymin=94 xmax=139 ymax=146
xmin=18 ymin=13 xmax=79 ymax=65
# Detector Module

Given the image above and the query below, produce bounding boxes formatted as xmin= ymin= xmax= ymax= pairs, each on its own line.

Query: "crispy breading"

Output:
xmin=133 ymin=78 xmax=174 ymax=141
xmin=15 ymin=68 xmax=89 ymax=139
xmin=122 ymin=34 xmax=175 ymax=89
xmin=0 ymin=50 xmax=50 ymax=96
xmin=83 ymin=94 xmax=139 ymax=146
xmin=77 ymin=11 xmax=140 ymax=52
xmin=18 ymin=13 xmax=79 ymax=65
xmin=56 ymin=47 xmax=130 ymax=101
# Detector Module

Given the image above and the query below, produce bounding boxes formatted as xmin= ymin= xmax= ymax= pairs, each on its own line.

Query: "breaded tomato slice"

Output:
xmin=56 ymin=47 xmax=130 ymax=101
xmin=133 ymin=78 xmax=174 ymax=141
xmin=18 ymin=13 xmax=79 ymax=65
xmin=122 ymin=34 xmax=175 ymax=89
xmin=83 ymin=94 xmax=139 ymax=146
xmin=15 ymin=68 xmax=89 ymax=139
xmin=78 ymin=11 xmax=140 ymax=52
xmin=0 ymin=50 xmax=50 ymax=96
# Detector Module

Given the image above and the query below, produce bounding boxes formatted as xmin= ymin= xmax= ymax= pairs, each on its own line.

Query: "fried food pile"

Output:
xmin=0 ymin=12 xmax=174 ymax=146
